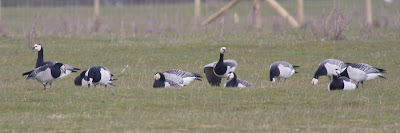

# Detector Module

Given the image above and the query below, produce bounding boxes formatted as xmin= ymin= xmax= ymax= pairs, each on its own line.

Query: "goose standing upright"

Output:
xmin=340 ymin=63 xmax=386 ymax=88
xmin=204 ymin=47 xmax=238 ymax=86
xmin=311 ymin=59 xmax=347 ymax=85
xmin=328 ymin=69 xmax=357 ymax=90
xmin=85 ymin=66 xmax=114 ymax=87
xmin=269 ymin=61 xmax=299 ymax=83
xmin=224 ymin=72 xmax=253 ymax=88
xmin=26 ymin=63 xmax=67 ymax=90
xmin=22 ymin=44 xmax=80 ymax=79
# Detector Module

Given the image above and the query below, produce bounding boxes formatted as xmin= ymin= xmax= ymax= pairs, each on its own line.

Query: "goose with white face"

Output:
xmin=204 ymin=47 xmax=238 ymax=86
xmin=311 ymin=59 xmax=347 ymax=85
xmin=269 ymin=61 xmax=299 ymax=83
xmin=32 ymin=44 xmax=42 ymax=51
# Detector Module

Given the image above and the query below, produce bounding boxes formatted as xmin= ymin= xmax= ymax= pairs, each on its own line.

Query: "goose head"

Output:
xmin=227 ymin=72 xmax=235 ymax=80
xmin=220 ymin=47 xmax=227 ymax=54
xmin=332 ymin=69 xmax=341 ymax=77
xmin=32 ymin=44 xmax=42 ymax=51
xmin=154 ymin=72 xmax=165 ymax=80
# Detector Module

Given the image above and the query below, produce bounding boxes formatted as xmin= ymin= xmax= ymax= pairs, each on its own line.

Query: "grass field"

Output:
xmin=1 ymin=1 xmax=400 ymax=132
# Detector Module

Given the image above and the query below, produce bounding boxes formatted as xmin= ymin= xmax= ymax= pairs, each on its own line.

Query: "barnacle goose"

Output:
xmin=204 ymin=47 xmax=238 ymax=86
xmin=74 ymin=70 xmax=116 ymax=87
xmin=22 ymin=44 xmax=80 ymax=79
xmin=153 ymin=69 xmax=202 ymax=88
xmin=224 ymin=72 xmax=253 ymax=88
xmin=311 ymin=59 xmax=347 ymax=85
xmin=25 ymin=63 xmax=67 ymax=90
xmin=340 ymin=63 xmax=386 ymax=88
xmin=328 ymin=69 xmax=357 ymax=90
xmin=153 ymin=72 xmax=183 ymax=88
xmin=85 ymin=66 xmax=114 ymax=87
xmin=269 ymin=61 xmax=299 ymax=83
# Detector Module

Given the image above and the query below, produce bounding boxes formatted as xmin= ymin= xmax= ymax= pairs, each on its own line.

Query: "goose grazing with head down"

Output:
xmin=328 ymin=69 xmax=357 ymax=91
xmin=74 ymin=70 xmax=116 ymax=87
xmin=311 ymin=59 xmax=347 ymax=85
xmin=85 ymin=66 xmax=114 ymax=87
xmin=340 ymin=63 xmax=386 ymax=88
xmin=22 ymin=44 xmax=80 ymax=78
xmin=26 ymin=63 xmax=67 ymax=90
xmin=224 ymin=72 xmax=253 ymax=88
xmin=269 ymin=61 xmax=299 ymax=83
xmin=153 ymin=69 xmax=202 ymax=88
xmin=204 ymin=47 xmax=238 ymax=86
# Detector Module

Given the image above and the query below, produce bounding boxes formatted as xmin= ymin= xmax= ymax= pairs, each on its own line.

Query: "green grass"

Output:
xmin=1 ymin=1 xmax=400 ymax=132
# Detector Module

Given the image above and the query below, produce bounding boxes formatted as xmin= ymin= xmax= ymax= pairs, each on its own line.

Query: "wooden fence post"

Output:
xmin=265 ymin=0 xmax=299 ymax=28
xmin=194 ymin=0 xmax=201 ymax=25
xmin=0 ymin=0 xmax=2 ymax=21
xmin=94 ymin=0 xmax=100 ymax=17
xmin=201 ymin=0 xmax=240 ymax=26
xmin=297 ymin=0 xmax=303 ymax=24
xmin=253 ymin=0 xmax=261 ymax=28
xmin=366 ymin=0 xmax=372 ymax=25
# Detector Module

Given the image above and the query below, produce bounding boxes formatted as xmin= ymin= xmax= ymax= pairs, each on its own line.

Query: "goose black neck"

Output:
xmin=36 ymin=48 xmax=44 ymax=68
xmin=313 ymin=66 xmax=327 ymax=79
xmin=340 ymin=69 xmax=349 ymax=78
xmin=219 ymin=53 xmax=224 ymax=62
xmin=226 ymin=77 xmax=238 ymax=87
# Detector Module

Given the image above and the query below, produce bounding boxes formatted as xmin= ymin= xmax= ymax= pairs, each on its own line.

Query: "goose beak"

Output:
xmin=32 ymin=47 xmax=35 ymax=50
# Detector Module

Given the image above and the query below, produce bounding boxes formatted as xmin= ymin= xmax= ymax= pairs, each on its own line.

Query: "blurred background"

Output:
xmin=0 ymin=0 xmax=399 ymax=41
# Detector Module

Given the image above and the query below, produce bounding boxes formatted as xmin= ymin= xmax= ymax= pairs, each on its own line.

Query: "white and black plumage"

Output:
xmin=85 ymin=66 xmax=114 ymax=87
xmin=153 ymin=69 xmax=202 ymax=88
xmin=269 ymin=61 xmax=299 ymax=83
xmin=74 ymin=70 xmax=116 ymax=87
xmin=340 ymin=63 xmax=386 ymax=88
xmin=328 ymin=69 xmax=357 ymax=90
xmin=224 ymin=72 xmax=253 ymax=88
xmin=311 ymin=59 xmax=347 ymax=85
xmin=26 ymin=63 xmax=67 ymax=90
xmin=204 ymin=47 xmax=238 ymax=86
xmin=153 ymin=72 xmax=183 ymax=88
xmin=22 ymin=44 xmax=80 ymax=79
xmin=163 ymin=69 xmax=202 ymax=86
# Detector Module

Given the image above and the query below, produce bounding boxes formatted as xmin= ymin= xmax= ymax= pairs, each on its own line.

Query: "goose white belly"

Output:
xmin=182 ymin=77 xmax=196 ymax=86
xmin=347 ymin=67 xmax=366 ymax=82
xmin=35 ymin=69 xmax=55 ymax=83
xmin=365 ymin=73 xmax=382 ymax=81
xmin=98 ymin=69 xmax=111 ymax=85
xmin=277 ymin=65 xmax=293 ymax=78
xmin=343 ymin=80 xmax=357 ymax=90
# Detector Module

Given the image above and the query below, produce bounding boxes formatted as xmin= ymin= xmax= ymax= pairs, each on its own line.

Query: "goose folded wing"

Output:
xmin=223 ymin=60 xmax=238 ymax=72
xmin=204 ymin=63 xmax=221 ymax=86
xmin=237 ymin=78 xmax=253 ymax=87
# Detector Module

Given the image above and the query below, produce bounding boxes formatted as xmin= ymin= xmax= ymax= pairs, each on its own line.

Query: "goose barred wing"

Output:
xmin=350 ymin=63 xmax=384 ymax=74
xmin=237 ymin=78 xmax=253 ymax=87
xmin=163 ymin=73 xmax=184 ymax=85
xmin=26 ymin=64 xmax=52 ymax=79
xmin=164 ymin=69 xmax=202 ymax=78
xmin=324 ymin=59 xmax=347 ymax=69
xmin=223 ymin=60 xmax=238 ymax=72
